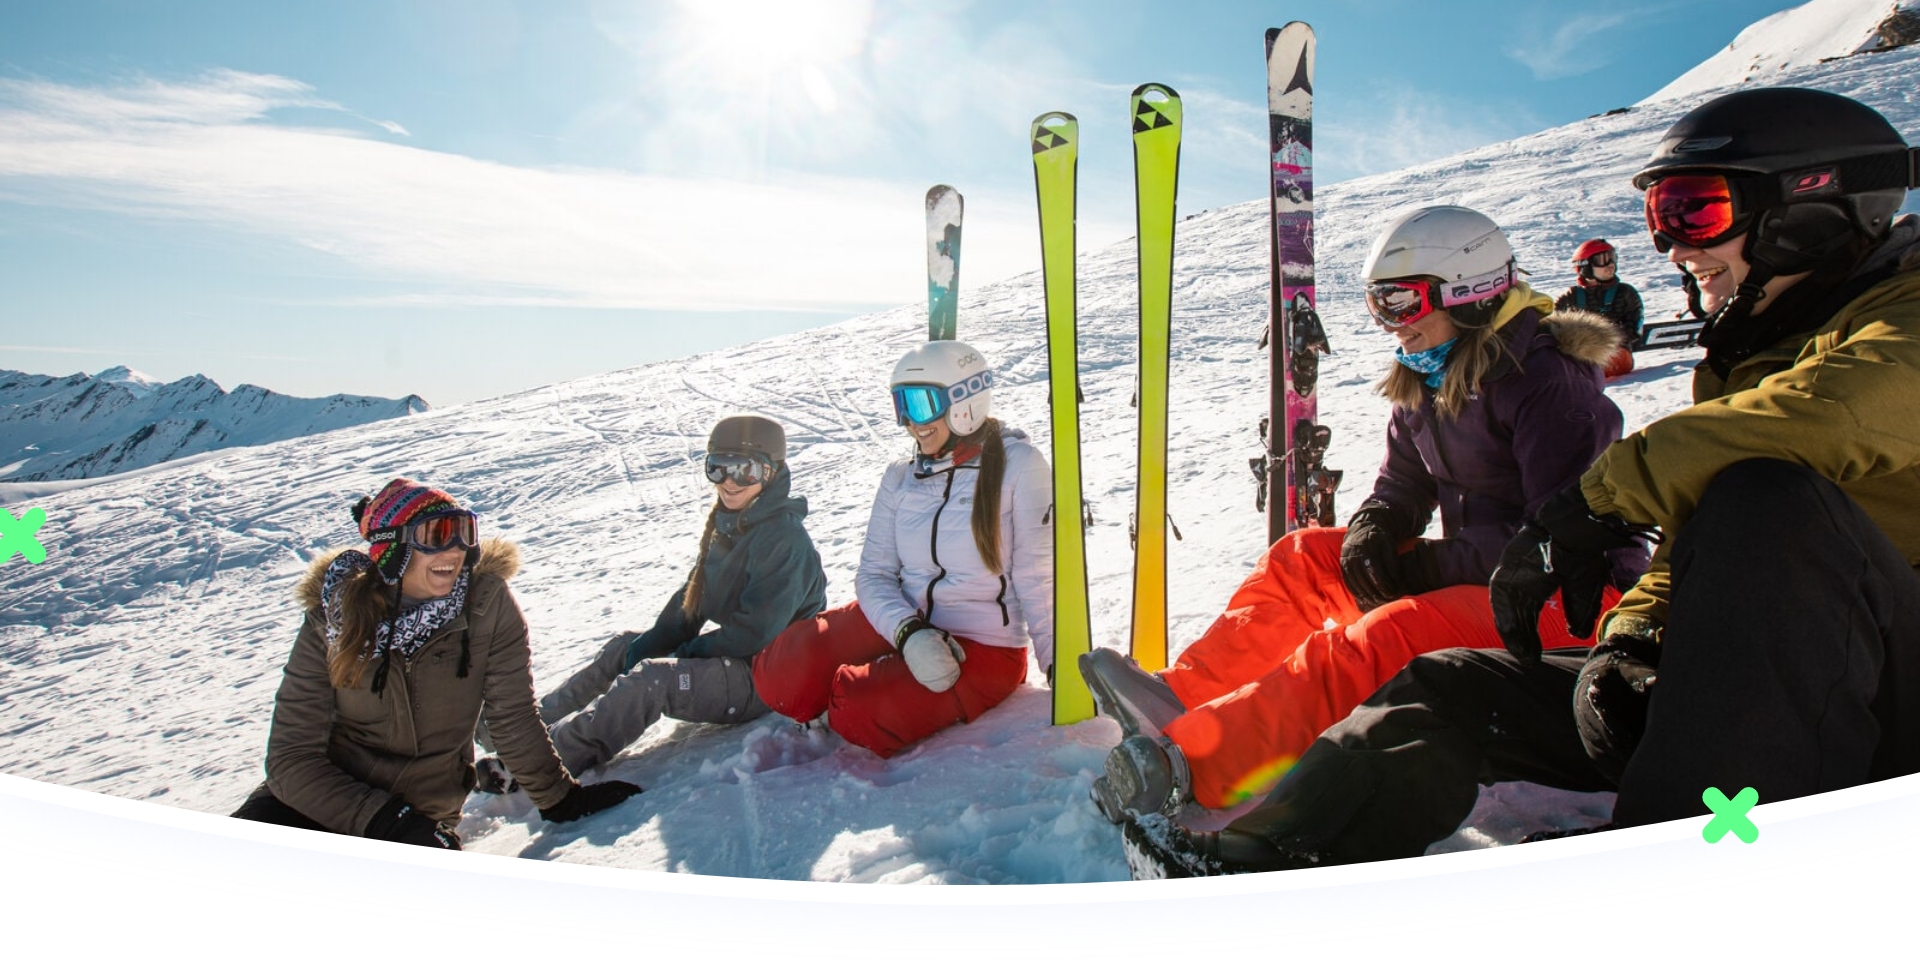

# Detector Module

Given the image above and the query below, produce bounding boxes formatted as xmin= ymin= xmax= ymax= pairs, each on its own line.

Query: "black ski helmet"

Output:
xmin=707 ymin=414 xmax=786 ymax=466
xmin=1633 ymin=87 xmax=1917 ymax=278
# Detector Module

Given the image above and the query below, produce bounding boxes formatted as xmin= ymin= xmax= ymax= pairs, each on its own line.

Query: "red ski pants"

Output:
xmin=1162 ymin=526 xmax=1619 ymax=808
xmin=752 ymin=601 xmax=1028 ymax=758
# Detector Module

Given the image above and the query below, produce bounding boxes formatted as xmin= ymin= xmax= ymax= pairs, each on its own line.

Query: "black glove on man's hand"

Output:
xmin=1489 ymin=485 xmax=1656 ymax=664
xmin=1575 ymin=635 xmax=1661 ymax=782
xmin=1340 ymin=503 xmax=1414 ymax=612
xmin=540 ymin=780 xmax=643 ymax=823
xmin=364 ymin=796 xmax=461 ymax=850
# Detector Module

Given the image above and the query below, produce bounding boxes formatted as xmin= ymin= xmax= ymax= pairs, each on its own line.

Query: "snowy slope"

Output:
xmin=3 ymin=44 xmax=1918 ymax=883
xmin=0 ymin=367 xmax=430 ymax=482
xmin=1641 ymin=0 xmax=1920 ymax=105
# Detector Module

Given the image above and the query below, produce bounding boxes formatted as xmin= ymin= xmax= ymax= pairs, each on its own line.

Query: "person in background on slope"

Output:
xmin=1119 ymin=86 xmax=1920 ymax=878
xmin=751 ymin=340 xmax=1053 ymax=758
xmin=472 ymin=416 xmax=827 ymax=792
xmin=232 ymin=478 xmax=638 ymax=849
xmin=1082 ymin=205 xmax=1648 ymax=824
xmin=1555 ymin=238 xmax=1644 ymax=379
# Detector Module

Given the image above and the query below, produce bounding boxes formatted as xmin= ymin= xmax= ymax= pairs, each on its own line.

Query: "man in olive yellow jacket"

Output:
xmin=1119 ymin=87 xmax=1920 ymax=878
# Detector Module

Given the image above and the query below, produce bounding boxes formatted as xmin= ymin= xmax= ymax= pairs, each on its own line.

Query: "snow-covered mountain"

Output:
xmin=0 ymin=367 xmax=429 ymax=482
xmin=1 ymin=19 xmax=1916 ymax=882
xmin=1641 ymin=0 xmax=1920 ymax=105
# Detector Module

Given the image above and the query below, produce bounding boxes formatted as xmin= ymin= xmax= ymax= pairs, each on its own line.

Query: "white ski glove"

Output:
xmin=901 ymin=626 xmax=967 ymax=693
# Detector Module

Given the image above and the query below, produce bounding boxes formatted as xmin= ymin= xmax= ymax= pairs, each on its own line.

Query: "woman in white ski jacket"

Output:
xmin=752 ymin=340 xmax=1054 ymax=757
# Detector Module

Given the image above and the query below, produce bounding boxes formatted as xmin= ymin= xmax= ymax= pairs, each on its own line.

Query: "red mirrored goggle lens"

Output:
xmin=705 ymin=454 xmax=771 ymax=486
xmin=1364 ymin=279 xmax=1439 ymax=329
xmin=1645 ymin=174 xmax=1742 ymax=252
xmin=406 ymin=512 xmax=477 ymax=552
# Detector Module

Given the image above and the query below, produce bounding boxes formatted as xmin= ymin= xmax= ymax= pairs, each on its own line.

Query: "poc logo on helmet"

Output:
xmin=946 ymin=370 xmax=994 ymax=405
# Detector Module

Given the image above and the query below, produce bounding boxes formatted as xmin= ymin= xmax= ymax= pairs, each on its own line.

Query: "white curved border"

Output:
xmin=3 ymin=770 xmax=1912 ymax=958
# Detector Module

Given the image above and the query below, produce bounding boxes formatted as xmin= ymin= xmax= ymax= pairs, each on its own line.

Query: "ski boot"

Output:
xmin=1090 ymin=734 xmax=1190 ymax=824
xmin=1080 ymin=648 xmax=1186 ymax=740
xmin=1120 ymin=812 xmax=1328 ymax=879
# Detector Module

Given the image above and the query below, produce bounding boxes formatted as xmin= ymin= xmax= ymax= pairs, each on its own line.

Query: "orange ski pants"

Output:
xmin=1162 ymin=526 xmax=1618 ymax=808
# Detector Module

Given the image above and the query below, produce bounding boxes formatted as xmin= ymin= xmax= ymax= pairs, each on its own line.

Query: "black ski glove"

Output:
xmin=1575 ymin=635 xmax=1661 ymax=783
xmin=1490 ymin=486 xmax=1656 ymax=664
xmin=1340 ymin=502 xmax=1417 ymax=612
xmin=364 ymin=796 xmax=461 ymax=850
xmin=540 ymin=780 xmax=643 ymax=823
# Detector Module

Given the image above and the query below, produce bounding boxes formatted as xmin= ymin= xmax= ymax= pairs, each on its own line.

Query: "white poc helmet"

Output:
xmin=890 ymin=340 xmax=993 ymax=436
xmin=1362 ymin=205 xmax=1516 ymax=304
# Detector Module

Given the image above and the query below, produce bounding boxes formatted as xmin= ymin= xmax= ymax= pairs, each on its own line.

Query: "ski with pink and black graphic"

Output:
xmin=1258 ymin=22 xmax=1338 ymax=542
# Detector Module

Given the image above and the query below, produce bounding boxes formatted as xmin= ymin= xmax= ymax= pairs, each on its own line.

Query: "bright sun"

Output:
xmin=670 ymin=0 xmax=873 ymax=95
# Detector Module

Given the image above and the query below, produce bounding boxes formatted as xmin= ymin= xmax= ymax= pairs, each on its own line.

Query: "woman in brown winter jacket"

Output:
xmin=231 ymin=477 xmax=639 ymax=849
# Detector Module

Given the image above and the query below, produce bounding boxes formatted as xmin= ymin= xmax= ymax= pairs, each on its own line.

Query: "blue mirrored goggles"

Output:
xmin=890 ymin=371 xmax=993 ymax=426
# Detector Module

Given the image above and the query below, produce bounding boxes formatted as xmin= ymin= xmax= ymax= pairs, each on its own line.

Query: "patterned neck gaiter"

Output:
xmin=1395 ymin=338 xmax=1458 ymax=389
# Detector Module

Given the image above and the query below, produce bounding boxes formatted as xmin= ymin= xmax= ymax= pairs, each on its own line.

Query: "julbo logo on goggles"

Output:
xmin=367 ymin=511 xmax=478 ymax=554
xmin=1364 ymin=263 xmax=1515 ymax=329
xmin=891 ymin=371 xmax=993 ymax=426
xmin=705 ymin=453 xmax=773 ymax=486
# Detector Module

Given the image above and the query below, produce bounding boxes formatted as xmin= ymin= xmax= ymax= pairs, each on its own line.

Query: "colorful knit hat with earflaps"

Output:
xmin=350 ymin=478 xmax=467 ymax=585
xmin=348 ymin=477 xmax=479 ymax=692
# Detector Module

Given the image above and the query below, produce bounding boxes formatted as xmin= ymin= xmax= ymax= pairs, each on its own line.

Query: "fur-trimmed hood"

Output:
xmin=294 ymin=536 xmax=521 ymax=612
xmin=1541 ymin=306 xmax=1627 ymax=367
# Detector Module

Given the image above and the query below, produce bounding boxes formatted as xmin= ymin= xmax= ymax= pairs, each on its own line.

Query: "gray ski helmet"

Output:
xmin=1634 ymin=87 xmax=1919 ymax=273
xmin=707 ymin=414 xmax=785 ymax=465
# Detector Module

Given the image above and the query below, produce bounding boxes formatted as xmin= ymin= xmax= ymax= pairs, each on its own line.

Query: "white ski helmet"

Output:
xmin=889 ymin=340 xmax=994 ymax=436
xmin=1362 ymin=205 xmax=1516 ymax=305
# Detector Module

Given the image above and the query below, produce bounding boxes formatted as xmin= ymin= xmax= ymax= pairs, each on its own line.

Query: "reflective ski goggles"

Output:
xmin=890 ymin=370 xmax=993 ymax=426
xmin=704 ymin=453 xmax=773 ymax=486
xmin=368 ymin=510 xmax=478 ymax=554
xmin=1575 ymin=251 xmax=1615 ymax=268
xmin=1643 ymin=173 xmax=1747 ymax=253
xmin=1364 ymin=262 xmax=1514 ymax=329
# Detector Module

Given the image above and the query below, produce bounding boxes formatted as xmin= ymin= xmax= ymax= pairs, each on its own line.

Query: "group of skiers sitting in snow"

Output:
xmin=233 ymin=340 xmax=1055 ymax=848
xmin=232 ymin=86 xmax=1920 ymax=880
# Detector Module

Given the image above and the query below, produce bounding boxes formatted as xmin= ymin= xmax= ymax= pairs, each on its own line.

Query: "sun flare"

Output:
xmin=670 ymin=0 xmax=873 ymax=94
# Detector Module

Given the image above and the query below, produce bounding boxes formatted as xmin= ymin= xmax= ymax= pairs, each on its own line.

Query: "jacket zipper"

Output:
xmin=921 ymin=470 xmax=956 ymax=617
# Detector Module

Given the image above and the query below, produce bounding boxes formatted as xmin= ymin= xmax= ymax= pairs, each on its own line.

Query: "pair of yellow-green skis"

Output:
xmin=1034 ymin=84 xmax=1184 ymax=726
xmin=921 ymin=81 xmax=1199 ymax=724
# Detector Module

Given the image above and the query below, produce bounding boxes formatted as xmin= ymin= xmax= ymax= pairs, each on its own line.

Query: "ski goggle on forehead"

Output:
xmin=890 ymin=370 xmax=994 ymax=426
xmin=368 ymin=510 xmax=478 ymax=554
xmin=1364 ymin=263 xmax=1515 ymax=329
xmin=704 ymin=453 xmax=773 ymax=486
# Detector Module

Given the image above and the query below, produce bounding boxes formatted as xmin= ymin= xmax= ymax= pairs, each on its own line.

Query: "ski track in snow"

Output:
xmin=4 ymin=43 xmax=1919 ymax=882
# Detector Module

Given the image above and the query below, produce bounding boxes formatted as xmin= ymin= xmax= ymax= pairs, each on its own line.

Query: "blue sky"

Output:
xmin=0 ymin=0 xmax=1801 ymax=406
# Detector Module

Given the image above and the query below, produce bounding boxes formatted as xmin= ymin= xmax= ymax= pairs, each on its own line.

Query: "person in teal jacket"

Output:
xmin=477 ymin=415 xmax=827 ymax=788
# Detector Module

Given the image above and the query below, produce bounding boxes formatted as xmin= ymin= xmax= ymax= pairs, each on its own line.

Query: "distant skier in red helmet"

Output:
xmin=1555 ymin=239 xmax=1642 ymax=379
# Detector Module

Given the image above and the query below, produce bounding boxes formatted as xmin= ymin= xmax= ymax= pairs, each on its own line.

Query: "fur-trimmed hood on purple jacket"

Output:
xmin=1366 ymin=287 xmax=1652 ymax=590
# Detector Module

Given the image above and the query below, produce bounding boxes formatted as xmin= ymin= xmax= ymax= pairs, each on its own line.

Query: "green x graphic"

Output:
xmin=0 ymin=507 xmax=49 ymax=564
xmin=1702 ymin=786 xmax=1759 ymax=844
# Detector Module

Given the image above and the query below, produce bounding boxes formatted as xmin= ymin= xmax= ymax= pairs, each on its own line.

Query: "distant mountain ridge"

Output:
xmin=0 ymin=367 xmax=428 ymax=482
xmin=1641 ymin=0 xmax=1920 ymax=105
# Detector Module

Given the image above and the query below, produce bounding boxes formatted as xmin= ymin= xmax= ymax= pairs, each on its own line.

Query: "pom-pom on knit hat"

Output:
xmin=350 ymin=478 xmax=465 ymax=585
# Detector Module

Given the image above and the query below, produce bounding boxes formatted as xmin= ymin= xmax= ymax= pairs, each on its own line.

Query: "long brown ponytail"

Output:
xmin=682 ymin=501 xmax=721 ymax=621
xmin=967 ymin=417 xmax=1006 ymax=574
xmin=326 ymin=568 xmax=395 ymax=689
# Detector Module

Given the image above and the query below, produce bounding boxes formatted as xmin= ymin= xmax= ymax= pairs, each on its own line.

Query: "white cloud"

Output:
xmin=1505 ymin=11 xmax=1638 ymax=81
xmin=0 ymin=70 xmax=1048 ymax=313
